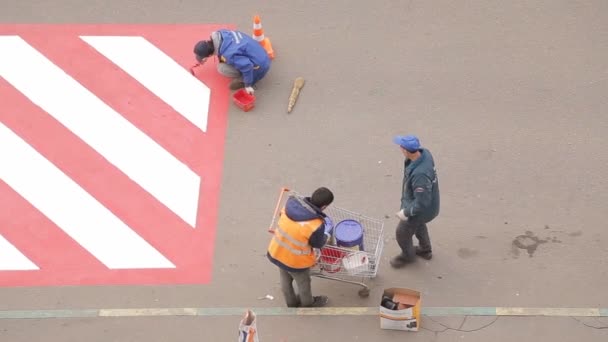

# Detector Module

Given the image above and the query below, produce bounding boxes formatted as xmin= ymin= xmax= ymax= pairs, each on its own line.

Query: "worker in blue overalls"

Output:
xmin=193 ymin=29 xmax=271 ymax=95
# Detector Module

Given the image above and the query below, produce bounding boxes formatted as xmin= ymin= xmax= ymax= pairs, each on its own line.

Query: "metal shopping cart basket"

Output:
xmin=268 ymin=187 xmax=385 ymax=298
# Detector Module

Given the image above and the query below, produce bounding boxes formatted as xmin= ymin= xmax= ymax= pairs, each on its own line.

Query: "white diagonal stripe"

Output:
xmin=0 ymin=36 xmax=200 ymax=227
xmin=0 ymin=122 xmax=175 ymax=269
xmin=80 ymin=35 xmax=210 ymax=132
xmin=0 ymin=235 xmax=39 ymax=270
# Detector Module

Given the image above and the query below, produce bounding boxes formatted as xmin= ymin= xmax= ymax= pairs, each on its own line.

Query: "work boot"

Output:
xmin=310 ymin=295 xmax=329 ymax=307
xmin=286 ymin=295 xmax=302 ymax=308
xmin=286 ymin=300 xmax=301 ymax=308
xmin=229 ymin=79 xmax=245 ymax=90
xmin=415 ymin=246 xmax=433 ymax=260
xmin=390 ymin=254 xmax=412 ymax=269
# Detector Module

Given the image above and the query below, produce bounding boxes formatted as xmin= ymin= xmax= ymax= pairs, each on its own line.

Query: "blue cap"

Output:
xmin=393 ymin=135 xmax=421 ymax=152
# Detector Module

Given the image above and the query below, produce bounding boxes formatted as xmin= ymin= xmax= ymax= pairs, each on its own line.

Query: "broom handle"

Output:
xmin=268 ymin=187 xmax=290 ymax=233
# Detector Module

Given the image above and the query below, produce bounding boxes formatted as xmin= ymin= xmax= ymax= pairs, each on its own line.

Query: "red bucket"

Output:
xmin=320 ymin=248 xmax=346 ymax=273
xmin=233 ymin=88 xmax=256 ymax=112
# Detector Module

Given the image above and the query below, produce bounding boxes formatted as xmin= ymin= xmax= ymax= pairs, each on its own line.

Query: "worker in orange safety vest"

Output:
xmin=267 ymin=187 xmax=334 ymax=308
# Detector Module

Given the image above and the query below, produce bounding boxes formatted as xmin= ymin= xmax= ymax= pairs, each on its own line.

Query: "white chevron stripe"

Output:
xmin=0 ymin=36 xmax=200 ymax=228
xmin=0 ymin=235 xmax=39 ymax=271
xmin=80 ymin=35 xmax=210 ymax=132
xmin=0 ymin=122 xmax=175 ymax=269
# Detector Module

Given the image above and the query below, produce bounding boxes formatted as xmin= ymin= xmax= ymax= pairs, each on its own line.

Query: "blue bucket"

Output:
xmin=335 ymin=219 xmax=364 ymax=251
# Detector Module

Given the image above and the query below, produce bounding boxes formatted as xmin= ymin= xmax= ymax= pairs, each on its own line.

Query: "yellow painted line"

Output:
xmin=295 ymin=307 xmax=377 ymax=315
xmin=495 ymin=307 xmax=601 ymax=317
xmin=98 ymin=308 xmax=198 ymax=317
xmin=1 ymin=307 xmax=606 ymax=319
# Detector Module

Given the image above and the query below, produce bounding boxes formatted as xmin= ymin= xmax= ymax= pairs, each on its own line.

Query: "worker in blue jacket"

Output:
xmin=193 ymin=29 xmax=271 ymax=94
xmin=390 ymin=135 xmax=441 ymax=269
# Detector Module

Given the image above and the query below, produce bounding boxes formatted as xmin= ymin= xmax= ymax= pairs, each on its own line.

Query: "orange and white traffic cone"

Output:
xmin=252 ymin=14 xmax=275 ymax=60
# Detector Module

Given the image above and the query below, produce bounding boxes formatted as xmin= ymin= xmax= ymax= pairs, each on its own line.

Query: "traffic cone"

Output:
xmin=252 ymin=15 xmax=275 ymax=60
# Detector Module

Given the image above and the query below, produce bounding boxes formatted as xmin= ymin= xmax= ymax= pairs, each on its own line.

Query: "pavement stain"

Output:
xmin=511 ymin=231 xmax=548 ymax=258
xmin=476 ymin=148 xmax=496 ymax=161
xmin=509 ymin=225 xmax=584 ymax=258
xmin=457 ymin=248 xmax=479 ymax=259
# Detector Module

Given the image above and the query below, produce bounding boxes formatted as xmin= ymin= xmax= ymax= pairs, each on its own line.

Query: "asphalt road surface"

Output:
xmin=1 ymin=0 xmax=607 ymax=341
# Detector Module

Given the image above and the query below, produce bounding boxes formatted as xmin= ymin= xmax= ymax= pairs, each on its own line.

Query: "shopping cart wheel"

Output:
xmin=358 ymin=287 xmax=370 ymax=298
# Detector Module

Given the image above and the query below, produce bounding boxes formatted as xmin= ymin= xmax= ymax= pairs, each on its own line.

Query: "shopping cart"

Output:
xmin=268 ymin=187 xmax=385 ymax=298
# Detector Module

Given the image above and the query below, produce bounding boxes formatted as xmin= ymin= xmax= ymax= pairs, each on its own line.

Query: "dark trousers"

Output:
xmin=279 ymin=268 xmax=313 ymax=307
xmin=396 ymin=217 xmax=432 ymax=262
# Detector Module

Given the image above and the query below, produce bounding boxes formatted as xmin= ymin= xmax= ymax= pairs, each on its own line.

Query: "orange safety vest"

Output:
xmin=267 ymin=208 xmax=322 ymax=270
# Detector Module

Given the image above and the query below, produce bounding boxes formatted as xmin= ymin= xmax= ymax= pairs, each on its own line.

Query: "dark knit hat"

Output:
xmin=310 ymin=187 xmax=334 ymax=208
xmin=193 ymin=40 xmax=214 ymax=61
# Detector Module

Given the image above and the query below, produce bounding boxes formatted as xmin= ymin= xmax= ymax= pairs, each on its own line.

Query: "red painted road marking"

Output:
xmin=0 ymin=24 xmax=232 ymax=286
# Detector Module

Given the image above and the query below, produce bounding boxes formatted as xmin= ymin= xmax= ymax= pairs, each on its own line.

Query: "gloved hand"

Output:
xmin=324 ymin=217 xmax=334 ymax=235
xmin=245 ymin=86 xmax=255 ymax=95
xmin=395 ymin=209 xmax=407 ymax=221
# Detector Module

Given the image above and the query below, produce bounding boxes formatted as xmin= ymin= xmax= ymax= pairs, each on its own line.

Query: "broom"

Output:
xmin=287 ymin=77 xmax=305 ymax=113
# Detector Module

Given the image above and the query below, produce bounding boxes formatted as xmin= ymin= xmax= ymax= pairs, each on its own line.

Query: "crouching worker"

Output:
xmin=193 ymin=29 xmax=271 ymax=95
xmin=267 ymin=187 xmax=334 ymax=308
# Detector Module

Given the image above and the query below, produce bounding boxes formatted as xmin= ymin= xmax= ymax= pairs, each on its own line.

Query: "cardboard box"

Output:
xmin=379 ymin=288 xmax=421 ymax=331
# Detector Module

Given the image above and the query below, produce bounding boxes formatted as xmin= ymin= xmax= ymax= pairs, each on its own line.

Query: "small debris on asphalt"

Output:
xmin=257 ymin=294 xmax=274 ymax=300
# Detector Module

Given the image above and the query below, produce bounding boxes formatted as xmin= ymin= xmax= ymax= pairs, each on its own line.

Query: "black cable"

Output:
xmin=422 ymin=315 xmax=608 ymax=333
xmin=570 ymin=317 xmax=608 ymax=330
xmin=421 ymin=315 xmax=500 ymax=333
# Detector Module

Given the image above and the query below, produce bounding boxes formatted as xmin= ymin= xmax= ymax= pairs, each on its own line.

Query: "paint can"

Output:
xmin=335 ymin=219 xmax=365 ymax=251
